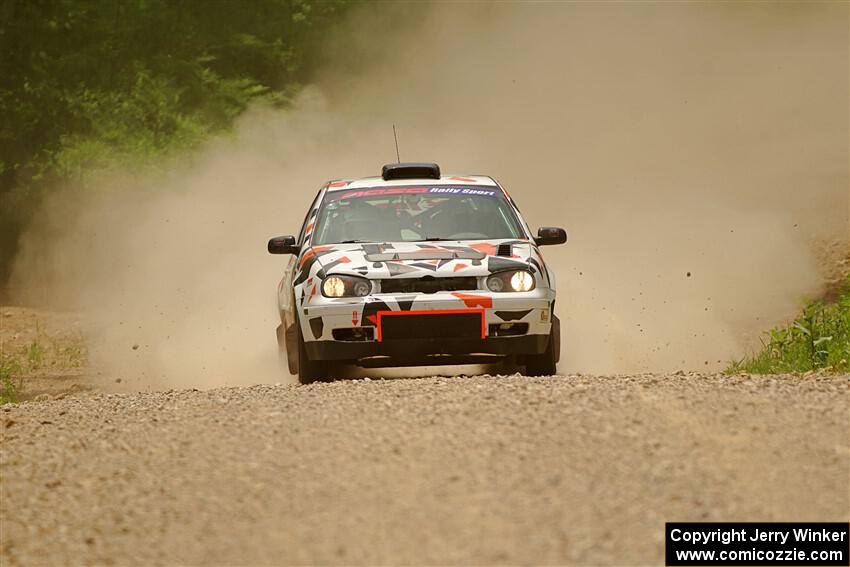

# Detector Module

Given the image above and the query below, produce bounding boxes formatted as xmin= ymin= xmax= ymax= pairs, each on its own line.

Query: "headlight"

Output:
xmin=510 ymin=271 xmax=534 ymax=292
xmin=321 ymin=275 xmax=372 ymax=298
xmin=486 ymin=270 xmax=536 ymax=293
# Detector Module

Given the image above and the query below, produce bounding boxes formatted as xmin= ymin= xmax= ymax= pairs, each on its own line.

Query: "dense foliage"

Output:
xmin=0 ymin=0 xmax=349 ymax=286
xmin=727 ymin=275 xmax=850 ymax=374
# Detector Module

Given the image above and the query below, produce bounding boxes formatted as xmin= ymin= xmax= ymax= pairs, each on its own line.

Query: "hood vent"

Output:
xmin=365 ymin=249 xmax=485 ymax=262
xmin=496 ymin=243 xmax=513 ymax=257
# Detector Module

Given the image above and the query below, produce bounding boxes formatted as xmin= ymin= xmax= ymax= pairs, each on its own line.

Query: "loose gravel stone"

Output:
xmin=0 ymin=373 xmax=847 ymax=565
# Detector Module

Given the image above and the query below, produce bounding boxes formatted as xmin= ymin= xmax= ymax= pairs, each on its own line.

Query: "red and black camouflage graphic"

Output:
xmin=279 ymin=238 xmax=555 ymax=343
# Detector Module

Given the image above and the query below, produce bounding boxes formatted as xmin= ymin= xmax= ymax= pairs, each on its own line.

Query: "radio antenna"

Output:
xmin=392 ymin=124 xmax=401 ymax=163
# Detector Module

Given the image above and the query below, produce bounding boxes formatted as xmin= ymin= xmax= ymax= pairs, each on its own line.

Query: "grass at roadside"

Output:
xmin=0 ymin=354 xmax=21 ymax=404
xmin=0 ymin=317 xmax=87 ymax=404
xmin=727 ymin=275 xmax=850 ymax=374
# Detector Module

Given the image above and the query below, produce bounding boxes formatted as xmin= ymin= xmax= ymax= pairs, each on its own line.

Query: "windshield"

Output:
xmin=312 ymin=185 xmax=525 ymax=245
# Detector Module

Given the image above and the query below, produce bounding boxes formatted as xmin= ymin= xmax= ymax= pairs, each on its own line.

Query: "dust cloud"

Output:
xmin=10 ymin=2 xmax=849 ymax=388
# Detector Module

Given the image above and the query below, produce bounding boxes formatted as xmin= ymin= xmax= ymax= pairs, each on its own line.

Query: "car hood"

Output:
xmin=310 ymin=239 xmax=541 ymax=279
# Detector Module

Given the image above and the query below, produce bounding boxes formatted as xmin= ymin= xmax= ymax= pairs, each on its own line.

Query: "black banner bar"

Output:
xmin=666 ymin=523 xmax=849 ymax=566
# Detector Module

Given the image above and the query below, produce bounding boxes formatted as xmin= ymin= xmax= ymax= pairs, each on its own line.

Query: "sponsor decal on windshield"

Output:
xmin=334 ymin=186 xmax=499 ymax=200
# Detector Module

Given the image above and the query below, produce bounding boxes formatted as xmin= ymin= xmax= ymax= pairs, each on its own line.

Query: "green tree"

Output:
xmin=0 ymin=0 xmax=350 ymax=287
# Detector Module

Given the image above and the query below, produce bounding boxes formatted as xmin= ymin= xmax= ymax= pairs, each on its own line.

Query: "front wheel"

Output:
xmin=296 ymin=322 xmax=330 ymax=384
xmin=525 ymin=315 xmax=560 ymax=376
xmin=277 ymin=324 xmax=298 ymax=375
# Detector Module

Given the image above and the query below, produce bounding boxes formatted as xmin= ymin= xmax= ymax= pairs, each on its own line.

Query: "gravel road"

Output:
xmin=1 ymin=372 xmax=847 ymax=565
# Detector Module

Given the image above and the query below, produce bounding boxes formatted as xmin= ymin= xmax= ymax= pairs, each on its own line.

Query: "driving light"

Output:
xmin=510 ymin=271 xmax=534 ymax=292
xmin=485 ymin=270 xmax=536 ymax=293
xmin=321 ymin=275 xmax=372 ymax=298
xmin=323 ymin=276 xmax=346 ymax=297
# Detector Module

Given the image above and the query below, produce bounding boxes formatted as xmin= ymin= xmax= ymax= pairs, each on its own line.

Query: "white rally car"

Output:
xmin=268 ymin=163 xmax=567 ymax=383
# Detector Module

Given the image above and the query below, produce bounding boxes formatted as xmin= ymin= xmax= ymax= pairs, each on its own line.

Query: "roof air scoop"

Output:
xmin=381 ymin=162 xmax=440 ymax=181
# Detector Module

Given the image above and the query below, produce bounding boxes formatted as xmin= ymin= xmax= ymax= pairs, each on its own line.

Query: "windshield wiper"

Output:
xmin=339 ymin=239 xmax=372 ymax=244
xmin=418 ymin=237 xmax=453 ymax=242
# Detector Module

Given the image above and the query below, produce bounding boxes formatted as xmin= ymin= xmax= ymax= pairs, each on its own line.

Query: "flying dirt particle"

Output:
xmin=686 ymin=272 xmax=692 ymax=277
xmin=131 ymin=344 xmax=139 ymax=350
xmin=115 ymin=378 xmax=122 ymax=383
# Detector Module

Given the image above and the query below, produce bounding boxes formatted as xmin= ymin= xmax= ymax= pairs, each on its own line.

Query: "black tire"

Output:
xmin=276 ymin=324 xmax=298 ymax=376
xmin=296 ymin=322 xmax=328 ymax=384
xmin=525 ymin=315 xmax=559 ymax=376
xmin=284 ymin=324 xmax=298 ymax=375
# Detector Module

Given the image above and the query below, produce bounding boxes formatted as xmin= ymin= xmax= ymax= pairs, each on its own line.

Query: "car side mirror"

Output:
xmin=268 ymin=235 xmax=299 ymax=255
xmin=535 ymin=227 xmax=567 ymax=246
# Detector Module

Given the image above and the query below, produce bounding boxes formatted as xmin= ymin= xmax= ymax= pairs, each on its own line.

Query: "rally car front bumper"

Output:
xmin=298 ymin=291 xmax=555 ymax=366
xmin=305 ymin=333 xmax=550 ymax=365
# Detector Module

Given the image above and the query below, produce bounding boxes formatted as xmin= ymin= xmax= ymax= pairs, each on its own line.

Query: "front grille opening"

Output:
xmin=488 ymin=322 xmax=529 ymax=337
xmin=332 ymin=327 xmax=375 ymax=342
xmin=380 ymin=276 xmax=478 ymax=294
xmin=380 ymin=311 xmax=484 ymax=341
